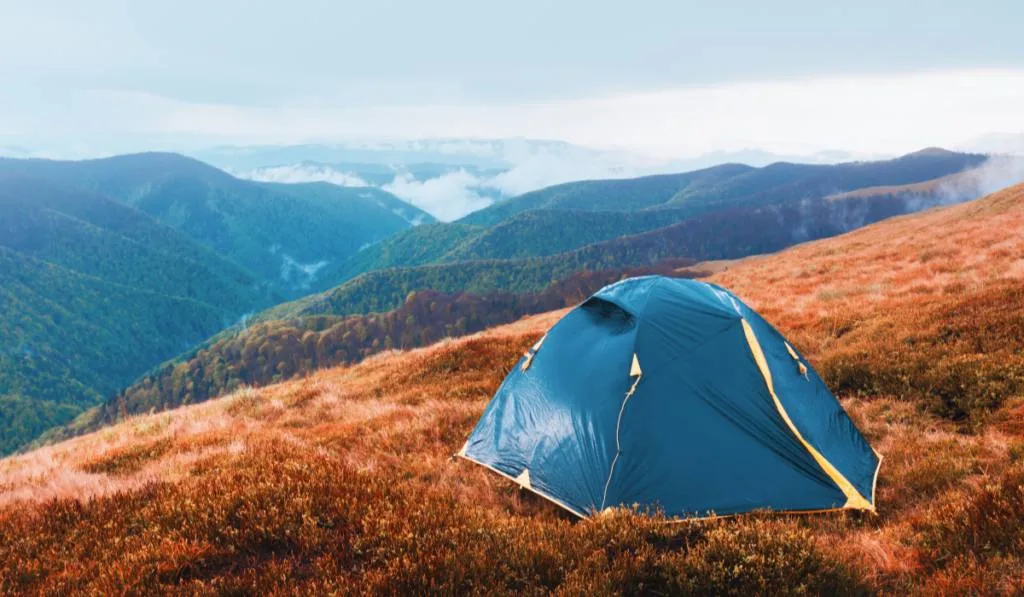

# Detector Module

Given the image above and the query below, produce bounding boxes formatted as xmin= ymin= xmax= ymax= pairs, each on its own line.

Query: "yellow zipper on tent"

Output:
xmin=741 ymin=320 xmax=874 ymax=512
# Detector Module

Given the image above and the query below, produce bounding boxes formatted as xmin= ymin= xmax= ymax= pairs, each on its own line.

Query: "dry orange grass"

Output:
xmin=715 ymin=183 xmax=1024 ymax=318
xmin=1 ymin=186 xmax=1023 ymax=594
xmin=713 ymin=183 xmax=1024 ymax=422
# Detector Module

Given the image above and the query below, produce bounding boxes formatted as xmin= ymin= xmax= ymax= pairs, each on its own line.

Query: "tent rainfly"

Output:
xmin=458 ymin=276 xmax=881 ymax=520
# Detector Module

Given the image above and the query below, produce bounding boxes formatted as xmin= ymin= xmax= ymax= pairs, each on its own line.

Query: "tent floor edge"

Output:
xmin=455 ymin=453 xmax=589 ymax=519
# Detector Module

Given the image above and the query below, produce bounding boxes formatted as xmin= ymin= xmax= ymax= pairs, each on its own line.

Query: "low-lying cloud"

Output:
xmin=239 ymin=144 xmax=675 ymax=221
xmin=239 ymin=163 xmax=371 ymax=188
xmin=931 ymin=154 xmax=1024 ymax=204
xmin=788 ymin=154 xmax=1024 ymax=243
xmin=382 ymin=170 xmax=493 ymax=222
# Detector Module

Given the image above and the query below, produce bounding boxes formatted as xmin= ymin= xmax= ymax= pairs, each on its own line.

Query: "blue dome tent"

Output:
xmin=458 ymin=276 xmax=880 ymax=520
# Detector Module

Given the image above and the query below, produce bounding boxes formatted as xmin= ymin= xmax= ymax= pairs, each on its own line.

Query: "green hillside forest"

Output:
xmin=286 ymin=182 xmax=983 ymax=322
xmin=0 ymin=179 xmax=271 ymax=454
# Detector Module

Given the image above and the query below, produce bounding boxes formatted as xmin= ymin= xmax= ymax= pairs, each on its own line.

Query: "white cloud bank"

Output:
xmin=5 ymin=68 xmax=1024 ymax=160
xmin=381 ymin=171 xmax=491 ymax=222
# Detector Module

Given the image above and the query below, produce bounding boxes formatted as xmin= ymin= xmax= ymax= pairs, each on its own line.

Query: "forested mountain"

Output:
xmin=459 ymin=163 xmax=754 ymax=225
xmin=0 ymin=178 xmax=272 ymax=454
xmin=0 ymin=153 xmax=435 ymax=296
xmin=440 ymin=208 xmax=693 ymax=262
xmin=317 ymin=209 xmax=688 ymax=287
xmin=459 ymin=148 xmax=985 ymax=226
xmin=290 ymin=182 xmax=989 ymax=321
xmin=325 ymin=150 xmax=989 ymax=285
xmin=315 ymin=222 xmax=483 ymax=287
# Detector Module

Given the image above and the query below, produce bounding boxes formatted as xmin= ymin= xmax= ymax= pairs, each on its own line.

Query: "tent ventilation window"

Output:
xmin=581 ymin=297 xmax=634 ymax=333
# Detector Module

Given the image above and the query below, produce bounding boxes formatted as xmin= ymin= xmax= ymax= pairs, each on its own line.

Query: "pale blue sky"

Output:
xmin=1 ymin=0 xmax=1022 ymax=156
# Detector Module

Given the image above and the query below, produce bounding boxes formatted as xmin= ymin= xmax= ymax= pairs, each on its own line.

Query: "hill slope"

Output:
xmin=0 ymin=153 xmax=435 ymax=296
xmin=315 ymin=222 xmax=484 ymax=286
xmin=1 ymin=184 xmax=1021 ymax=593
xmin=0 ymin=179 xmax=274 ymax=454
xmin=329 ymin=150 xmax=989 ymax=285
xmin=57 ymin=262 xmax=697 ymax=437
xmin=280 ymin=182 xmax=992 ymax=320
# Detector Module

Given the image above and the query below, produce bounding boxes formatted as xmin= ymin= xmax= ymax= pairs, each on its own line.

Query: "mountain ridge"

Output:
xmin=0 ymin=153 xmax=436 ymax=296
xmin=294 ymin=174 xmax=997 ymax=320
xmin=458 ymin=148 xmax=986 ymax=226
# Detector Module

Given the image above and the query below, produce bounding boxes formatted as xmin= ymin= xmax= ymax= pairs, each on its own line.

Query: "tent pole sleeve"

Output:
xmin=741 ymin=319 xmax=874 ymax=512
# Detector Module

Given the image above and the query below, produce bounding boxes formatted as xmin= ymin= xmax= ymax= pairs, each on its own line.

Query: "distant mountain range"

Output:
xmin=315 ymin=148 xmax=991 ymax=290
xmin=190 ymin=138 xmax=650 ymax=171
xmin=194 ymin=139 xmax=890 ymax=221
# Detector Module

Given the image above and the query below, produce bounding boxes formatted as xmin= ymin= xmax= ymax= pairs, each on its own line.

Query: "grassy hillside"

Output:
xmin=0 ymin=179 xmax=272 ymax=454
xmin=459 ymin=148 xmax=985 ymax=226
xmin=1 ymin=184 xmax=1021 ymax=593
xmin=0 ymin=153 xmax=435 ymax=296
xmin=712 ymin=183 xmax=1024 ymax=422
